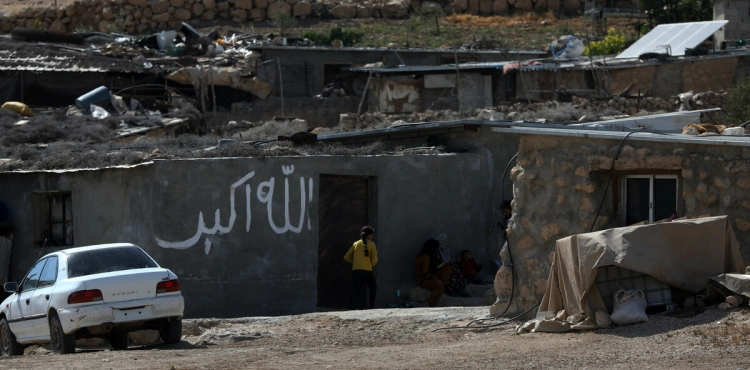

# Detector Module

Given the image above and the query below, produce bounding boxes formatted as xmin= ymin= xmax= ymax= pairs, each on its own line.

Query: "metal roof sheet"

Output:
xmin=617 ymin=21 xmax=728 ymax=59
xmin=347 ymin=61 xmax=512 ymax=74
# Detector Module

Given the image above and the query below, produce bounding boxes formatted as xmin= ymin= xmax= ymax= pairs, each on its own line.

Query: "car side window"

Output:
xmin=37 ymin=256 xmax=58 ymax=288
xmin=20 ymin=259 xmax=48 ymax=292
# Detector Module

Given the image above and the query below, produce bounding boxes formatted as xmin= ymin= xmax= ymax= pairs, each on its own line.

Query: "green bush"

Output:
xmin=721 ymin=77 xmax=750 ymax=125
xmin=584 ymin=29 xmax=627 ymax=56
xmin=301 ymin=26 xmax=364 ymax=47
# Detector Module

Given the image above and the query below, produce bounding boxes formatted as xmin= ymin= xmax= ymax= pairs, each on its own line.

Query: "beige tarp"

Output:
xmin=708 ymin=273 xmax=750 ymax=300
xmin=165 ymin=67 xmax=272 ymax=99
xmin=539 ymin=216 xmax=744 ymax=320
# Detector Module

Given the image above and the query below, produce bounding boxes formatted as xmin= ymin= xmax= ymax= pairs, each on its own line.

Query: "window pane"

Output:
xmin=626 ymin=178 xmax=651 ymax=225
xmin=21 ymin=259 xmax=47 ymax=292
xmin=654 ymin=178 xmax=677 ymax=222
xmin=67 ymin=246 xmax=158 ymax=278
xmin=38 ymin=257 xmax=58 ymax=288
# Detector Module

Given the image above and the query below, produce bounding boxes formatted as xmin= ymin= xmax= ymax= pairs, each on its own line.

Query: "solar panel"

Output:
xmin=616 ymin=21 xmax=728 ymax=59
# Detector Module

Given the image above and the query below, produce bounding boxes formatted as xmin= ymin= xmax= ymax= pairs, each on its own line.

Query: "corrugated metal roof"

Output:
xmin=247 ymin=45 xmax=546 ymax=55
xmin=347 ymin=61 xmax=512 ymax=74
xmin=617 ymin=21 xmax=729 ymax=59
xmin=0 ymin=39 xmax=153 ymax=74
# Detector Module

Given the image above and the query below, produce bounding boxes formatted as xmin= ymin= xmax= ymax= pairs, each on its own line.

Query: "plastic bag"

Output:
xmin=610 ymin=289 xmax=648 ymax=326
xmin=90 ymin=104 xmax=110 ymax=119
xmin=550 ymin=35 xmax=584 ymax=59
xmin=1 ymin=101 xmax=34 ymax=116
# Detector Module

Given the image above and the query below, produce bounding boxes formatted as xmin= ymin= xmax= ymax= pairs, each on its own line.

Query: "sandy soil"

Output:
xmin=1 ymin=306 xmax=750 ymax=369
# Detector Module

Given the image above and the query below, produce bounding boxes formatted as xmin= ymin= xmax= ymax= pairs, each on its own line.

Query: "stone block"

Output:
xmin=546 ymin=0 xmax=560 ymax=11
xmin=203 ymin=0 xmax=216 ymax=8
xmin=150 ymin=0 xmax=170 ymax=13
xmin=267 ymin=1 xmax=291 ymax=17
xmin=381 ymin=0 xmax=410 ymax=18
xmin=453 ymin=0 xmax=468 ymax=11
xmin=250 ymin=8 xmax=266 ymax=19
xmin=329 ymin=4 xmax=356 ymax=18
xmin=736 ymin=218 xmax=750 ymax=231
xmin=737 ymin=178 xmax=750 ymax=189
xmin=236 ymin=0 xmax=253 ymax=9
xmin=201 ymin=9 xmax=215 ymax=19
xmin=171 ymin=0 xmax=185 ymax=7
xmin=102 ymin=7 xmax=115 ymax=19
xmin=479 ymin=0 xmax=492 ymax=13
xmin=254 ymin=0 xmax=268 ymax=9
xmin=355 ymin=5 xmax=372 ymax=18
xmin=514 ymin=0 xmax=532 ymax=10
xmin=152 ymin=11 xmax=170 ymax=22
xmin=174 ymin=7 xmax=192 ymax=19
xmin=293 ymin=1 xmax=311 ymax=18
xmin=231 ymin=8 xmax=247 ymax=21
xmin=192 ymin=3 xmax=205 ymax=15
xmin=492 ymin=0 xmax=508 ymax=12
xmin=540 ymin=223 xmax=559 ymax=241
xmin=562 ymin=0 xmax=579 ymax=10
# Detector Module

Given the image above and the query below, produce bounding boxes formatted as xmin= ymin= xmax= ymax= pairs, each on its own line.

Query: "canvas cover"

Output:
xmin=539 ymin=216 xmax=744 ymax=320
xmin=708 ymin=273 xmax=750 ymax=300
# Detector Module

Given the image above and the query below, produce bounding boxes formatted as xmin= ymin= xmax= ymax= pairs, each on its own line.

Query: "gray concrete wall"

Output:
xmin=257 ymin=48 xmax=547 ymax=98
xmin=0 ymin=153 xmax=492 ymax=318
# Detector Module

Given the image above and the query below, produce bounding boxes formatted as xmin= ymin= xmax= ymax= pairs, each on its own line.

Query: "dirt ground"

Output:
xmin=1 ymin=306 xmax=750 ymax=369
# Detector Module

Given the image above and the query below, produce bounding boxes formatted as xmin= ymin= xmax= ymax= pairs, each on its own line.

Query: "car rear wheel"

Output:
xmin=49 ymin=315 xmax=76 ymax=354
xmin=159 ymin=318 xmax=182 ymax=345
xmin=109 ymin=332 xmax=129 ymax=350
xmin=0 ymin=318 xmax=23 ymax=356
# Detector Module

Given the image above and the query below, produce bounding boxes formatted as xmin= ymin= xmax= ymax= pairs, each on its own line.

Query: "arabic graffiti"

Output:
xmin=155 ymin=165 xmax=313 ymax=254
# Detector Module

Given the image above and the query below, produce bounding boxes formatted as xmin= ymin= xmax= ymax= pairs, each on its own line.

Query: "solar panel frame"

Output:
xmin=616 ymin=21 xmax=729 ymax=59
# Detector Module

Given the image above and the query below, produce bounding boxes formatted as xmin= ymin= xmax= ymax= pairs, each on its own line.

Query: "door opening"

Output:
xmin=317 ymin=175 xmax=374 ymax=309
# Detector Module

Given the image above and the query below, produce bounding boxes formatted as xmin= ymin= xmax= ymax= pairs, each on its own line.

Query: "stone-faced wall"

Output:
xmin=0 ymin=0 xmax=603 ymax=35
xmin=491 ymin=133 xmax=750 ymax=316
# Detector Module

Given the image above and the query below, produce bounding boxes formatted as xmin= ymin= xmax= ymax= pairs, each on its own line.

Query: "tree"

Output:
xmin=641 ymin=0 xmax=713 ymax=26
xmin=269 ymin=10 xmax=297 ymax=38
xmin=417 ymin=4 xmax=444 ymax=35
xmin=721 ymin=77 xmax=750 ymax=125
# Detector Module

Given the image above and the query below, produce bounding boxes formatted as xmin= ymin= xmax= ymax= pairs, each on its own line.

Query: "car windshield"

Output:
xmin=67 ymin=246 xmax=158 ymax=278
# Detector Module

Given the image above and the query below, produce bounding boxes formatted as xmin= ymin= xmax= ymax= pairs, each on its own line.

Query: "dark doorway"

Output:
xmin=317 ymin=175 xmax=372 ymax=309
xmin=322 ymin=63 xmax=351 ymax=90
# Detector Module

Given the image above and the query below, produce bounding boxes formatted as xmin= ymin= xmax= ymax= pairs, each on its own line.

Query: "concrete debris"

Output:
xmin=725 ymin=295 xmax=744 ymax=308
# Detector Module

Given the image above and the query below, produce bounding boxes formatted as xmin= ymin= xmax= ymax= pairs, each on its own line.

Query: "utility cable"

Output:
xmin=431 ymin=301 xmax=541 ymax=332
xmin=588 ymin=130 xmax=668 ymax=233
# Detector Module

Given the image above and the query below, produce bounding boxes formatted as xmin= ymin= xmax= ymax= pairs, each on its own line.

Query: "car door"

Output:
xmin=31 ymin=256 xmax=58 ymax=337
xmin=8 ymin=258 xmax=47 ymax=340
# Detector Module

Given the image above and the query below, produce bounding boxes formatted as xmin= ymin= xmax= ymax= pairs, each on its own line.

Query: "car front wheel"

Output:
xmin=159 ymin=318 xmax=182 ymax=345
xmin=49 ymin=315 xmax=76 ymax=354
xmin=0 ymin=318 xmax=23 ymax=356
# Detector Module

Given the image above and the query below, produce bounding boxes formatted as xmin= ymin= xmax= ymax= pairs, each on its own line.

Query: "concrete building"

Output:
xmin=714 ymin=0 xmax=750 ymax=46
xmin=249 ymin=46 xmax=547 ymax=98
xmin=0 ymin=150 xmax=507 ymax=319
xmin=2 ymin=113 xmax=738 ymax=319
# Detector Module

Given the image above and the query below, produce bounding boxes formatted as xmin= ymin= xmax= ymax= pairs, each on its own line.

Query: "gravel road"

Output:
xmin=1 ymin=306 xmax=749 ymax=369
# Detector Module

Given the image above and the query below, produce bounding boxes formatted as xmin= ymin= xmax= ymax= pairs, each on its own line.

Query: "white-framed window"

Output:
xmin=623 ymin=175 xmax=678 ymax=225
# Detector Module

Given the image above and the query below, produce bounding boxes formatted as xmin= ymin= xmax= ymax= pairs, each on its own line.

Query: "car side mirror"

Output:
xmin=3 ymin=282 xmax=18 ymax=293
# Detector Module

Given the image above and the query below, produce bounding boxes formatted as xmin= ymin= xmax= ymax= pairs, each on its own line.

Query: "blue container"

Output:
xmin=75 ymin=86 xmax=111 ymax=110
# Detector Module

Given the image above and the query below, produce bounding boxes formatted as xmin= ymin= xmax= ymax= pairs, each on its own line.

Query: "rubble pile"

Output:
xmin=570 ymin=91 xmax=727 ymax=116
xmin=0 ymin=0 xmax=605 ymax=35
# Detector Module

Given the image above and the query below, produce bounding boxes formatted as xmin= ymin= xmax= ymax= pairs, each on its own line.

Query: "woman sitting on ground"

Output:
xmin=415 ymin=239 xmax=450 ymax=307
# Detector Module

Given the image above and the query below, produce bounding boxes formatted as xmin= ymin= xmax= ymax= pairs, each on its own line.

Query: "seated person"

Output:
xmin=458 ymin=250 xmax=486 ymax=285
xmin=415 ymin=239 xmax=450 ymax=307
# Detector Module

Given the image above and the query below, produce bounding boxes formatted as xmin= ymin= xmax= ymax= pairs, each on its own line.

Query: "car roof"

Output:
xmin=58 ymin=243 xmax=140 ymax=255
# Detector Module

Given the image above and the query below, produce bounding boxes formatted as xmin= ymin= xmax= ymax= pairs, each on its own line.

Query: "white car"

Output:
xmin=0 ymin=243 xmax=184 ymax=355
